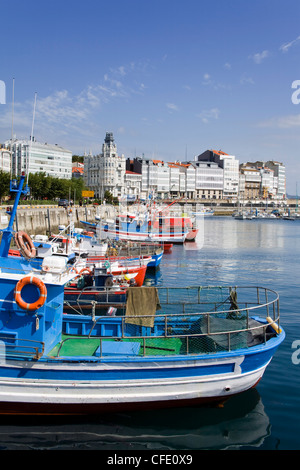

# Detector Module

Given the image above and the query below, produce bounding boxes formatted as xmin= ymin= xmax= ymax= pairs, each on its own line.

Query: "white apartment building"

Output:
xmin=193 ymin=161 xmax=223 ymax=199
xmin=186 ymin=164 xmax=196 ymax=199
xmin=125 ymin=171 xmax=141 ymax=199
xmin=196 ymin=149 xmax=239 ymax=199
xmin=260 ymin=167 xmax=274 ymax=197
xmin=169 ymin=162 xmax=192 ymax=197
xmin=265 ymin=161 xmax=286 ymax=199
xmin=84 ymin=132 xmax=126 ymax=199
xmin=134 ymin=158 xmax=170 ymax=199
xmin=0 ymin=146 xmax=11 ymax=173
xmin=5 ymin=138 xmax=72 ymax=179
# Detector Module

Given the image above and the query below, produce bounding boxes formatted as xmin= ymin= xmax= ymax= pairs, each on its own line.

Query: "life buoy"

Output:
xmin=14 ymin=275 xmax=47 ymax=311
xmin=77 ymin=267 xmax=92 ymax=275
xmin=14 ymin=231 xmax=36 ymax=259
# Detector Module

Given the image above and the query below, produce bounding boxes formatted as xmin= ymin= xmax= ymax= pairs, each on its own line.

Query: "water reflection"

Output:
xmin=201 ymin=218 xmax=300 ymax=251
xmin=0 ymin=389 xmax=269 ymax=450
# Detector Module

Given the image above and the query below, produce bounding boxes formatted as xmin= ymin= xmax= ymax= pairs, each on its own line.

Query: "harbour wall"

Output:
xmin=0 ymin=196 xmax=296 ymax=236
xmin=0 ymin=206 xmax=98 ymax=235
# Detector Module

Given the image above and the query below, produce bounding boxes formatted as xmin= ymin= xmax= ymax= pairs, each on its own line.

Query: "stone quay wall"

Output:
xmin=0 ymin=206 xmax=98 ymax=236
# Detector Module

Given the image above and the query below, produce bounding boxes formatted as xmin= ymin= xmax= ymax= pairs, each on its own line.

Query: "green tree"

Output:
xmin=72 ymin=155 xmax=84 ymax=163
xmin=104 ymin=190 xmax=114 ymax=204
xmin=28 ymin=172 xmax=47 ymax=199
xmin=0 ymin=170 xmax=11 ymax=202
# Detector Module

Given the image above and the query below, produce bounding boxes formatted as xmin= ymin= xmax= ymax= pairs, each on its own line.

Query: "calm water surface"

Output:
xmin=0 ymin=217 xmax=299 ymax=450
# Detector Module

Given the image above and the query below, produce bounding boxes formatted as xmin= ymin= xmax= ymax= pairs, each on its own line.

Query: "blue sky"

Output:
xmin=1 ymin=0 xmax=300 ymax=193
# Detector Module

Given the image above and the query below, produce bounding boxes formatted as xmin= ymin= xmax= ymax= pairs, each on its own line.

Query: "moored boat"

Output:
xmin=0 ymin=175 xmax=285 ymax=414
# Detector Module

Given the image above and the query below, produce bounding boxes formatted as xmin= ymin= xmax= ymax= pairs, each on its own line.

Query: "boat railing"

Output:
xmin=61 ymin=286 xmax=282 ymax=358
xmin=0 ymin=335 xmax=44 ymax=360
xmin=122 ymin=286 xmax=280 ymax=355
xmin=64 ymin=285 xmax=127 ymax=316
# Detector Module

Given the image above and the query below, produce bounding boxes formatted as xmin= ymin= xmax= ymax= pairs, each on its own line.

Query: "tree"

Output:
xmin=0 ymin=170 xmax=11 ymax=202
xmin=104 ymin=190 xmax=114 ymax=204
xmin=72 ymin=155 xmax=84 ymax=163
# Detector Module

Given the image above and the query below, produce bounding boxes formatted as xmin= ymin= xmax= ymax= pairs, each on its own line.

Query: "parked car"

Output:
xmin=58 ymin=199 xmax=69 ymax=207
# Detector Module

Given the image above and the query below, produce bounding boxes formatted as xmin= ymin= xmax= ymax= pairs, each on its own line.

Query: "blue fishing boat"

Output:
xmin=0 ymin=175 xmax=285 ymax=414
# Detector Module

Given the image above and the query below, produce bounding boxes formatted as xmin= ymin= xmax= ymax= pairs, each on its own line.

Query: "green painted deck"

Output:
xmin=49 ymin=335 xmax=184 ymax=358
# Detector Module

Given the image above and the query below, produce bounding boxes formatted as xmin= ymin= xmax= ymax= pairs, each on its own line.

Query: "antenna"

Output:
xmin=27 ymin=92 xmax=37 ymax=184
xmin=10 ymin=78 xmax=15 ymax=178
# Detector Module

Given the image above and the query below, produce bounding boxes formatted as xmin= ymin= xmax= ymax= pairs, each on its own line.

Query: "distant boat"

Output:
xmin=90 ymin=214 xmax=198 ymax=243
xmin=234 ymin=212 xmax=246 ymax=220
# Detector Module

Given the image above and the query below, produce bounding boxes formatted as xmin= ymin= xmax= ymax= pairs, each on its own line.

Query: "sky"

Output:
xmin=1 ymin=0 xmax=300 ymax=193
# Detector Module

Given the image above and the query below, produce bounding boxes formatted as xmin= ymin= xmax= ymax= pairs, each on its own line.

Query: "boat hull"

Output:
xmin=0 ymin=334 xmax=283 ymax=415
xmin=103 ymin=227 xmax=187 ymax=243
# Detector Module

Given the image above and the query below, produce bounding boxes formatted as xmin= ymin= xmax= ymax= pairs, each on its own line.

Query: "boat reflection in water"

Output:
xmin=0 ymin=388 xmax=269 ymax=450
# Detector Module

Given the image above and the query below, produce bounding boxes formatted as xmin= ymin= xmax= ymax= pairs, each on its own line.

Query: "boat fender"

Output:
xmin=14 ymin=275 xmax=47 ymax=311
xmin=14 ymin=231 xmax=37 ymax=259
xmin=266 ymin=316 xmax=282 ymax=334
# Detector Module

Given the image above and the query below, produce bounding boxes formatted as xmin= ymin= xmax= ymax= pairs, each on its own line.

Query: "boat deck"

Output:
xmin=1 ymin=286 xmax=282 ymax=361
xmin=49 ymin=335 xmax=183 ymax=358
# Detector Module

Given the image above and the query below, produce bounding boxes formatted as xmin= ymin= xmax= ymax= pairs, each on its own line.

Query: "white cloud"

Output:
xmin=202 ymin=73 xmax=211 ymax=85
xmin=250 ymin=50 xmax=269 ymax=64
xmin=279 ymin=35 xmax=300 ymax=53
xmin=258 ymin=114 xmax=300 ymax=129
xmin=197 ymin=108 xmax=220 ymax=123
xmin=166 ymin=103 xmax=179 ymax=111
xmin=240 ymin=74 xmax=255 ymax=85
xmin=0 ymin=60 xmax=150 ymax=147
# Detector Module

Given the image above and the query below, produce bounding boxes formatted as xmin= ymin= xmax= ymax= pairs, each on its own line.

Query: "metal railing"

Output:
xmin=58 ymin=286 xmax=281 ymax=358
xmin=0 ymin=336 xmax=44 ymax=360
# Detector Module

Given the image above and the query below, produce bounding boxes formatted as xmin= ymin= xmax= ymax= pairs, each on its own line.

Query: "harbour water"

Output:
xmin=0 ymin=216 xmax=299 ymax=450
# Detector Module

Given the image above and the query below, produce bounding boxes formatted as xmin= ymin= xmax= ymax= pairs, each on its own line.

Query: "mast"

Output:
xmin=10 ymin=78 xmax=15 ymax=178
xmin=0 ymin=173 xmax=28 ymax=257
xmin=27 ymin=92 xmax=37 ymax=185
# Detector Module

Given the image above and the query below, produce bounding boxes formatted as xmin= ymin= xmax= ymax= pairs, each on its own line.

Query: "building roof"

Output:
xmin=167 ymin=162 xmax=191 ymax=168
xmin=126 ymin=170 xmax=141 ymax=175
xmin=212 ymin=149 xmax=229 ymax=156
xmin=72 ymin=167 xmax=84 ymax=174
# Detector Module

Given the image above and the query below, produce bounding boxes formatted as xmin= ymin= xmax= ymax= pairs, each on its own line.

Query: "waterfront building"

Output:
xmin=260 ymin=166 xmax=274 ymax=198
xmin=196 ymin=150 xmax=239 ymax=198
xmin=84 ymin=132 xmax=126 ymax=199
xmin=193 ymin=161 xmax=223 ymax=199
xmin=126 ymin=157 xmax=170 ymax=199
xmin=5 ymin=138 xmax=72 ymax=179
xmin=265 ymin=161 xmax=286 ymax=199
xmin=127 ymin=156 xmax=224 ymax=200
xmin=168 ymin=162 xmax=193 ymax=198
xmin=125 ymin=170 xmax=141 ymax=199
xmin=239 ymin=163 xmax=261 ymax=200
xmin=84 ymin=134 xmax=286 ymax=202
xmin=241 ymin=160 xmax=286 ymax=200
xmin=0 ymin=146 xmax=11 ymax=173
xmin=186 ymin=164 xmax=196 ymax=199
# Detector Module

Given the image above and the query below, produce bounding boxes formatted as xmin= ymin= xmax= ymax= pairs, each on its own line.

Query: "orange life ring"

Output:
xmin=14 ymin=231 xmax=36 ymax=259
xmin=14 ymin=275 xmax=47 ymax=311
xmin=78 ymin=267 xmax=93 ymax=275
